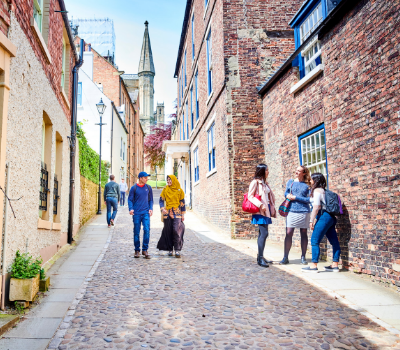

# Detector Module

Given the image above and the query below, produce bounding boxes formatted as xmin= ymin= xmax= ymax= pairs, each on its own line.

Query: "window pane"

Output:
xmin=302 ymin=154 xmax=307 ymax=165
xmin=316 ymin=133 xmax=320 ymax=148
xmin=316 ymin=148 xmax=321 ymax=163
xmin=302 ymin=139 xmax=306 ymax=153
xmin=322 ymin=147 xmax=326 ymax=161
xmin=320 ymin=132 xmax=325 ymax=147
xmin=307 ymin=152 xmax=311 ymax=164
xmin=311 ymin=136 xmax=315 ymax=150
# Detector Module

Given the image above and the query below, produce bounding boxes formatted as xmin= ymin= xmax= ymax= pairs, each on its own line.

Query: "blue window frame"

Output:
xmin=194 ymin=147 xmax=199 ymax=182
xmin=186 ymin=101 xmax=189 ymax=139
xmin=298 ymin=124 xmax=328 ymax=180
xmin=291 ymin=0 xmax=327 ymax=79
xmin=205 ymin=0 xmax=208 ymax=9
xmin=195 ymin=70 xmax=199 ymax=121
xmin=180 ymin=122 xmax=182 ymax=140
xmin=191 ymin=14 xmax=195 ymax=61
xmin=178 ymin=77 xmax=181 ymax=107
xmin=190 ymin=86 xmax=194 ymax=130
xmin=206 ymin=29 xmax=213 ymax=96
xmin=182 ymin=110 xmax=185 ymax=140
xmin=184 ymin=50 xmax=187 ymax=87
xmin=207 ymin=123 xmax=215 ymax=172
xmin=77 ymin=82 xmax=82 ymax=106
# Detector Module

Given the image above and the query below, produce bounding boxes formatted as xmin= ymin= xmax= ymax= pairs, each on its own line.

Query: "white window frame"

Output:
xmin=299 ymin=127 xmax=327 ymax=177
xmin=194 ymin=147 xmax=199 ymax=183
xmin=206 ymin=116 xmax=216 ymax=177
xmin=300 ymin=2 xmax=323 ymax=44
xmin=206 ymin=26 xmax=213 ymax=97
xmin=33 ymin=0 xmax=44 ymax=32
xmin=302 ymin=37 xmax=321 ymax=75
xmin=191 ymin=13 xmax=195 ymax=61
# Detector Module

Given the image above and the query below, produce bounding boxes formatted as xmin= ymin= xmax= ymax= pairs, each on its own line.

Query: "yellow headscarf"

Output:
xmin=161 ymin=175 xmax=185 ymax=210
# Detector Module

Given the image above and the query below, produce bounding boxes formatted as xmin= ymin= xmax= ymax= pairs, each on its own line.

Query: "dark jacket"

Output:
xmin=104 ymin=181 xmax=120 ymax=201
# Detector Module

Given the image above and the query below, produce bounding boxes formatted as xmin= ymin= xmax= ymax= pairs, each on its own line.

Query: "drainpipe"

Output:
xmin=110 ymin=103 xmax=114 ymax=173
xmin=1 ymin=163 xmax=10 ymax=310
xmin=68 ymin=39 xmax=84 ymax=245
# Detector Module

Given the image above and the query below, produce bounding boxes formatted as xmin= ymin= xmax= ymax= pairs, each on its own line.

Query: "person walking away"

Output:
xmin=104 ymin=174 xmax=120 ymax=228
xmin=247 ymin=164 xmax=276 ymax=268
xmin=157 ymin=175 xmax=185 ymax=258
xmin=128 ymin=172 xmax=154 ymax=259
xmin=119 ymin=178 xmax=128 ymax=207
xmin=302 ymin=173 xmax=341 ymax=273
xmin=280 ymin=165 xmax=311 ymax=265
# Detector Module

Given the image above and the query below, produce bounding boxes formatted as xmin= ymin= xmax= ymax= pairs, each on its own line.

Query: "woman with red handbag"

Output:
xmin=247 ymin=164 xmax=276 ymax=268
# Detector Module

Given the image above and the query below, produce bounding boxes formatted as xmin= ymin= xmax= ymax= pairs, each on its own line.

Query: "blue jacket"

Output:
xmin=128 ymin=184 xmax=154 ymax=215
xmin=285 ymin=179 xmax=311 ymax=213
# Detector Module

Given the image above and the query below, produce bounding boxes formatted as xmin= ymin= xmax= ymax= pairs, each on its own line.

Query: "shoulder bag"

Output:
xmin=242 ymin=182 xmax=262 ymax=214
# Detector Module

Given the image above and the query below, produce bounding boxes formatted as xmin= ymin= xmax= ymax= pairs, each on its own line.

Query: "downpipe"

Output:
xmin=68 ymin=39 xmax=84 ymax=245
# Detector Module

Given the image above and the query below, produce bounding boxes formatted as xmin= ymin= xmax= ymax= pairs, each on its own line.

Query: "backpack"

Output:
xmin=133 ymin=184 xmax=152 ymax=202
xmin=323 ymin=189 xmax=343 ymax=216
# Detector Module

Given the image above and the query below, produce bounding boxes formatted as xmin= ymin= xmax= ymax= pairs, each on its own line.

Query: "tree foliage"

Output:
xmin=77 ymin=123 xmax=110 ymax=186
xmin=144 ymin=123 xmax=173 ymax=169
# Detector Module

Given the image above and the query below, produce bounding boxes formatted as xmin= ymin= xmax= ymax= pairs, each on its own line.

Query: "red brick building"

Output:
xmin=75 ymin=38 xmax=145 ymax=187
xmin=164 ymin=0 xmax=302 ymax=236
xmin=259 ymin=0 xmax=400 ymax=286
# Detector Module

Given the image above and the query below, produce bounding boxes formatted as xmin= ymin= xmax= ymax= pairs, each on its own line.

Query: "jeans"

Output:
xmin=120 ymin=192 xmax=126 ymax=206
xmin=311 ymin=211 xmax=341 ymax=263
xmin=106 ymin=197 xmax=118 ymax=225
xmin=133 ymin=213 xmax=150 ymax=252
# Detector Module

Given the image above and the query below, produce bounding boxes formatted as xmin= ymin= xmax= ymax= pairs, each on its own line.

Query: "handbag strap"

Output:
xmin=290 ymin=180 xmax=294 ymax=195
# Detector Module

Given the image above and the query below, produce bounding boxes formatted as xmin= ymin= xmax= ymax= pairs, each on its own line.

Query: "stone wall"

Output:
xmin=79 ymin=176 xmax=104 ymax=227
xmin=261 ymin=0 xmax=400 ymax=286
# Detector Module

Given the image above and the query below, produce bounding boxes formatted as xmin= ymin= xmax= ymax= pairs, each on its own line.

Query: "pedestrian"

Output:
xmin=104 ymin=174 xmax=120 ymax=228
xmin=128 ymin=172 xmax=154 ymax=259
xmin=280 ymin=165 xmax=311 ymax=265
xmin=302 ymin=173 xmax=341 ymax=273
xmin=157 ymin=175 xmax=185 ymax=258
xmin=119 ymin=178 xmax=128 ymax=207
xmin=247 ymin=164 xmax=276 ymax=268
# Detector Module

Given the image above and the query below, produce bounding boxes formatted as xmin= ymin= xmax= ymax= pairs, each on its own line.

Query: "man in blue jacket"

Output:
xmin=128 ymin=172 xmax=154 ymax=259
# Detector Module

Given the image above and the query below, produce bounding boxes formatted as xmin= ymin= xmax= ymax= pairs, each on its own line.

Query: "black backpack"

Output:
xmin=323 ymin=189 xmax=343 ymax=216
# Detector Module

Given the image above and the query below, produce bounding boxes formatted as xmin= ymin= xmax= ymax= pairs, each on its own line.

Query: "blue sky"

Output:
xmin=66 ymin=0 xmax=186 ymax=116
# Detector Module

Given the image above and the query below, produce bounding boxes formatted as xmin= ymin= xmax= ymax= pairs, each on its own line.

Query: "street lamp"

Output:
xmin=96 ymin=98 xmax=107 ymax=215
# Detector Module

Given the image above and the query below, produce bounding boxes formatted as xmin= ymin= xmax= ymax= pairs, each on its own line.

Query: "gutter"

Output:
xmin=67 ymin=39 xmax=84 ymax=245
xmin=58 ymin=0 xmax=78 ymax=61
xmin=258 ymin=0 xmax=356 ymax=97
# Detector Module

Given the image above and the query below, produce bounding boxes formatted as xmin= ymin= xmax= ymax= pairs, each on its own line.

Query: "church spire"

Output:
xmin=138 ymin=21 xmax=155 ymax=75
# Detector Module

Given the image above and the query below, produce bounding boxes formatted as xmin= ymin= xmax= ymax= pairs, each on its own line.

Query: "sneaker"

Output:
xmin=324 ymin=265 xmax=340 ymax=272
xmin=302 ymin=266 xmax=319 ymax=273
xmin=175 ymin=252 xmax=181 ymax=258
xmin=108 ymin=224 xmax=111 ymax=228
xmin=168 ymin=252 xmax=174 ymax=257
xmin=110 ymin=219 xmax=114 ymax=226
xmin=142 ymin=251 xmax=151 ymax=259
xmin=134 ymin=251 xmax=140 ymax=258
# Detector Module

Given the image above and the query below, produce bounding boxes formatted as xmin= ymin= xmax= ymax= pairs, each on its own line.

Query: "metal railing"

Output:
xmin=53 ymin=174 xmax=59 ymax=215
xmin=39 ymin=162 xmax=49 ymax=211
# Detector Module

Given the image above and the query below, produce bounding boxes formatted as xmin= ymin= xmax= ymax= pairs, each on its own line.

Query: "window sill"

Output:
xmin=206 ymin=91 xmax=214 ymax=105
xmin=290 ymin=64 xmax=324 ymax=94
xmin=30 ymin=17 xmax=52 ymax=64
xmin=206 ymin=168 xmax=217 ymax=178
xmin=52 ymin=222 xmax=61 ymax=231
xmin=38 ymin=218 xmax=51 ymax=230
xmin=194 ymin=180 xmax=200 ymax=187
xmin=61 ymin=88 xmax=70 ymax=109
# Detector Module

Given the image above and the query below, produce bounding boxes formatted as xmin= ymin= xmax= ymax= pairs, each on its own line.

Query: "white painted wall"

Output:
xmin=112 ymin=110 xmax=128 ymax=182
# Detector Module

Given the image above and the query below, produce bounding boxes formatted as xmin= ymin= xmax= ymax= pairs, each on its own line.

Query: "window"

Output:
xmin=77 ymin=82 xmax=82 ymax=106
xmin=299 ymin=2 xmax=323 ymax=77
xmin=206 ymin=29 xmax=213 ymax=96
xmin=190 ymin=86 xmax=194 ymax=130
xmin=194 ymin=147 xmax=199 ymax=182
xmin=61 ymin=37 xmax=66 ymax=89
xmin=186 ymin=101 xmax=189 ymax=139
xmin=191 ymin=14 xmax=195 ymax=60
xmin=123 ymin=141 xmax=126 ymax=161
xmin=120 ymin=138 xmax=123 ymax=158
xmin=205 ymin=0 xmax=209 ymax=9
xmin=207 ymin=123 xmax=215 ymax=171
xmin=195 ymin=70 xmax=199 ymax=121
xmin=299 ymin=125 xmax=327 ymax=177
xmin=183 ymin=110 xmax=185 ymax=140
xmin=178 ymin=77 xmax=181 ymax=107
xmin=184 ymin=50 xmax=187 ymax=87
xmin=33 ymin=0 xmax=44 ymax=32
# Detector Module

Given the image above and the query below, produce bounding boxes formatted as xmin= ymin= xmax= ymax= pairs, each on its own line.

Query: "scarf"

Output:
xmin=161 ymin=175 xmax=185 ymax=210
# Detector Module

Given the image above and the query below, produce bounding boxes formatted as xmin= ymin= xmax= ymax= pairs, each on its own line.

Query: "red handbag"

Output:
xmin=242 ymin=181 xmax=262 ymax=214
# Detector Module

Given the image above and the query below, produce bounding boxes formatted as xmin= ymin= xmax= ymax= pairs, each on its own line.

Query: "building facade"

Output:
xmin=0 ymin=0 xmax=79 ymax=305
xmin=77 ymin=48 xmax=128 ymax=182
xmin=165 ymin=0 xmax=301 ymax=235
xmin=259 ymin=0 xmax=400 ymax=286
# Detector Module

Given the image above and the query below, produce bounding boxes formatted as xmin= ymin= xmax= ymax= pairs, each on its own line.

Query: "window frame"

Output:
xmin=77 ymin=82 xmax=82 ymax=106
xmin=298 ymin=124 xmax=328 ymax=181
xmin=207 ymin=122 xmax=216 ymax=173
xmin=184 ymin=49 xmax=187 ymax=87
xmin=186 ymin=101 xmax=189 ymax=140
xmin=195 ymin=70 xmax=199 ymax=122
xmin=33 ymin=0 xmax=44 ymax=32
xmin=190 ymin=86 xmax=194 ymax=131
xmin=194 ymin=147 xmax=199 ymax=183
xmin=191 ymin=13 xmax=195 ymax=61
xmin=206 ymin=28 xmax=213 ymax=96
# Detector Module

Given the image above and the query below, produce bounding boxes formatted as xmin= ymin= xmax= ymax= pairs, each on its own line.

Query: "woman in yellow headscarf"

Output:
xmin=157 ymin=175 xmax=186 ymax=258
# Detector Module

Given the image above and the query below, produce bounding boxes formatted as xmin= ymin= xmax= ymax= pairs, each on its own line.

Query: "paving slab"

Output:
xmin=42 ymin=289 xmax=79 ymax=302
xmin=5 ymin=317 xmax=62 ymax=338
xmin=49 ymin=277 xmax=84 ymax=289
xmin=28 ymin=302 xmax=71 ymax=318
xmin=0 ymin=338 xmax=51 ymax=350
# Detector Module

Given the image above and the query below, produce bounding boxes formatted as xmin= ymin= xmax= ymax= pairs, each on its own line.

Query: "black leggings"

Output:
xmin=284 ymin=227 xmax=308 ymax=258
xmin=257 ymin=224 xmax=269 ymax=257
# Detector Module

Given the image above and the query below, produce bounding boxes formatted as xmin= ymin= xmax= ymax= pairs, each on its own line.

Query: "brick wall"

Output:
xmin=262 ymin=0 xmax=400 ymax=286
xmin=0 ymin=0 xmax=10 ymax=35
xmin=12 ymin=0 xmax=75 ymax=123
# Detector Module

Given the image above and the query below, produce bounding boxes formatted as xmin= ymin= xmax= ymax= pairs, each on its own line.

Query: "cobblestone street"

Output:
xmin=52 ymin=203 xmax=400 ymax=350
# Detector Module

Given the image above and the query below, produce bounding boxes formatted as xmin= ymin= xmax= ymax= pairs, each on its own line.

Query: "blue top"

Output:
xmin=128 ymin=184 xmax=154 ymax=215
xmin=284 ymin=179 xmax=311 ymax=213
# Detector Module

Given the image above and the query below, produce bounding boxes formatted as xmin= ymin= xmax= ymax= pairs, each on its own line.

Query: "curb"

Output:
xmin=46 ymin=216 xmax=117 ymax=349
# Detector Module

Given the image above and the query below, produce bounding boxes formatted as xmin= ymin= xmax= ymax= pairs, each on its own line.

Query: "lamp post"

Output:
xmin=96 ymin=98 xmax=107 ymax=215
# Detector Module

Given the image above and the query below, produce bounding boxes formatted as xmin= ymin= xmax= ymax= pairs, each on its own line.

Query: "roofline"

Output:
xmin=258 ymin=0 xmax=358 ymax=97
xmin=58 ymin=0 xmax=78 ymax=61
xmin=174 ymin=0 xmax=192 ymax=78
xmin=288 ymin=0 xmax=316 ymax=26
